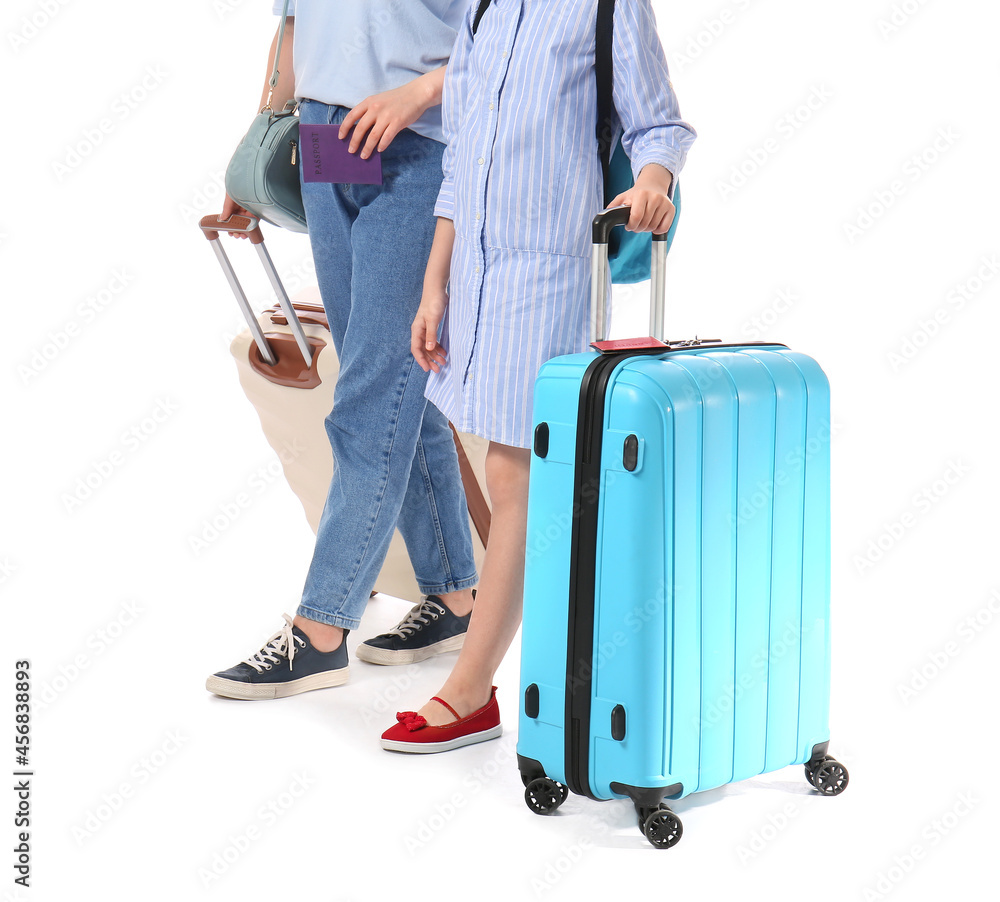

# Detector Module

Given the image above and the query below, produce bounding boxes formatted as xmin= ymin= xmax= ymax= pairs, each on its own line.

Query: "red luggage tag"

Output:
xmin=299 ymin=124 xmax=383 ymax=184
xmin=591 ymin=337 xmax=669 ymax=354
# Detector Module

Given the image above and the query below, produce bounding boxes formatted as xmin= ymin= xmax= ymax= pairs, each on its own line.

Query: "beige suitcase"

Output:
xmin=200 ymin=213 xmax=490 ymax=601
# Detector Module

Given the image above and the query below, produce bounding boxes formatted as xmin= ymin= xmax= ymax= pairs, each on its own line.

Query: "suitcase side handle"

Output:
xmin=590 ymin=205 xmax=670 ymax=345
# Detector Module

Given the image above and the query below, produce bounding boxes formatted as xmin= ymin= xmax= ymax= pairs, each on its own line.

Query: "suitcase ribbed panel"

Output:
xmin=518 ymin=346 xmax=832 ymax=803
xmin=777 ymin=352 xmax=832 ymax=766
xmin=746 ymin=351 xmax=808 ymax=774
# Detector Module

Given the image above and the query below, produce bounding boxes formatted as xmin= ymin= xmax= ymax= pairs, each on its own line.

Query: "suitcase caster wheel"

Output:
xmin=641 ymin=807 xmax=683 ymax=849
xmin=806 ymin=757 xmax=849 ymax=796
xmin=804 ymin=754 xmax=832 ymax=785
xmin=524 ymin=778 xmax=566 ymax=815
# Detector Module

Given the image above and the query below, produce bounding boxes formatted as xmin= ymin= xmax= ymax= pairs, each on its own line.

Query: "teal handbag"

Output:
xmin=605 ymin=139 xmax=682 ymax=284
xmin=596 ymin=0 xmax=681 ymax=284
xmin=224 ymin=0 xmax=307 ymax=233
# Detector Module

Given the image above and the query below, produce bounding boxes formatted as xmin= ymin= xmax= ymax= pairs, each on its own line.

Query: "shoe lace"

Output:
xmin=386 ymin=598 xmax=446 ymax=638
xmin=243 ymin=614 xmax=307 ymax=673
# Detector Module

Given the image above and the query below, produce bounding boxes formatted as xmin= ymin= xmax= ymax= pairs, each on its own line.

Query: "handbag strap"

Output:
xmin=596 ymin=0 xmax=615 ymax=202
xmin=471 ymin=0 xmax=492 ymax=35
xmin=262 ymin=0 xmax=293 ymax=113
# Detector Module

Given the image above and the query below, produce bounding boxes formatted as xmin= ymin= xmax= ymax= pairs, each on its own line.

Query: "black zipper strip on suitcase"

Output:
xmin=562 ymin=342 xmax=786 ymax=800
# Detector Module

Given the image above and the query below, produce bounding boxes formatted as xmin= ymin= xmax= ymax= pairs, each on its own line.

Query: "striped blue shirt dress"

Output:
xmin=424 ymin=0 xmax=697 ymax=448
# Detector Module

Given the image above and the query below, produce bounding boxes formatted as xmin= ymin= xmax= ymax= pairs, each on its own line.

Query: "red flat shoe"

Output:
xmin=380 ymin=687 xmax=502 ymax=753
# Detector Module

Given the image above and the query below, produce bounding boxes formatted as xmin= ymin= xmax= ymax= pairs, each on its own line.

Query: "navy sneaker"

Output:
xmin=356 ymin=596 xmax=471 ymax=665
xmin=206 ymin=614 xmax=349 ymax=699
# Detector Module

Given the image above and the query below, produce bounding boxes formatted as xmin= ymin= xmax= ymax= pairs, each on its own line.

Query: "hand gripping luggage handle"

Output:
xmin=199 ymin=213 xmax=313 ymax=368
xmin=590 ymin=206 xmax=668 ymax=345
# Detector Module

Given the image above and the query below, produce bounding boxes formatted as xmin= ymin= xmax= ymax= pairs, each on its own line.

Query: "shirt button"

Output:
xmin=478 ymin=157 xmax=485 ymax=165
xmin=474 ymin=266 xmax=480 ymax=273
xmin=475 ymin=212 xmax=481 ymax=220
xmin=488 ymin=102 xmax=495 ymax=110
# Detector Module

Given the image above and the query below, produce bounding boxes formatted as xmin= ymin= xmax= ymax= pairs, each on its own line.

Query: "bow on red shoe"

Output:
xmin=395 ymin=711 xmax=427 ymax=732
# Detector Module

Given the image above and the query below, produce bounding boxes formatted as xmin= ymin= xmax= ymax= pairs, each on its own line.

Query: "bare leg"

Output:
xmin=293 ymin=617 xmax=344 ymax=652
xmin=437 ymin=587 xmax=475 ymax=617
xmin=417 ymin=442 xmax=531 ymax=725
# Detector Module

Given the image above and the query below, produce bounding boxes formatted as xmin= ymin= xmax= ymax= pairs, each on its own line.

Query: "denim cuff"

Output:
xmin=416 ymin=572 xmax=478 ymax=597
xmin=296 ymin=603 xmax=360 ymax=633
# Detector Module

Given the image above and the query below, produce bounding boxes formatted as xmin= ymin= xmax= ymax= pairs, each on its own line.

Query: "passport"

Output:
xmin=299 ymin=123 xmax=383 ymax=184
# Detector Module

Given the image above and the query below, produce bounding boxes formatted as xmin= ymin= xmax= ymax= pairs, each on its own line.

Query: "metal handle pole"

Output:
xmin=207 ymin=239 xmax=278 ymax=366
xmin=254 ymin=241 xmax=313 ymax=368
xmin=590 ymin=206 xmax=669 ymax=344
xmin=590 ymin=206 xmax=630 ymax=344
xmin=649 ymin=237 xmax=667 ymax=342
xmin=199 ymin=213 xmax=314 ymax=368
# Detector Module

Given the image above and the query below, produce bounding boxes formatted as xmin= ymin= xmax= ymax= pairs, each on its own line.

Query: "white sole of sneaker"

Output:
xmin=205 ymin=667 xmax=349 ymax=700
xmin=380 ymin=723 xmax=503 ymax=754
xmin=355 ymin=633 xmax=465 ymax=666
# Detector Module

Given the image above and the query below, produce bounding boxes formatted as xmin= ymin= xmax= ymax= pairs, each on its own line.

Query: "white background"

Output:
xmin=5 ymin=0 xmax=998 ymax=899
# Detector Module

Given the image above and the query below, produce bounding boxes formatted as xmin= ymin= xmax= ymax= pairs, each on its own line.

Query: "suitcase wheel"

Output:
xmin=524 ymin=777 xmax=568 ymax=815
xmin=640 ymin=805 xmax=683 ymax=849
xmin=805 ymin=755 xmax=849 ymax=796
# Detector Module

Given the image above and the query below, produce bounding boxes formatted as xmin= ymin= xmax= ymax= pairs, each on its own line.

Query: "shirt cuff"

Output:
xmin=434 ymin=180 xmax=456 ymax=220
xmin=630 ymin=149 xmax=683 ymax=197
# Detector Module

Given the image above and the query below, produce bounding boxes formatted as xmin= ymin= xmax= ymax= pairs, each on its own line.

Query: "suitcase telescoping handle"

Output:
xmin=199 ymin=213 xmax=314 ymax=368
xmin=590 ymin=206 xmax=668 ymax=345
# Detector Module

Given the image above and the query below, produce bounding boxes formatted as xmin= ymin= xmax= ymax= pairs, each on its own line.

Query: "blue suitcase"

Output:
xmin=516 ymin=208 xmax=849 ymax=848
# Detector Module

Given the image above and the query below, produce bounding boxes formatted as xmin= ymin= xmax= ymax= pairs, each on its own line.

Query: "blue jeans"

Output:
xmin=296 ymin=100 xmax=477 ymax=631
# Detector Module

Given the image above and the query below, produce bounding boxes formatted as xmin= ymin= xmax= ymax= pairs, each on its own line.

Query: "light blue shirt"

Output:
xmin=425 ymin=0 xmax=697 ymax=448
xmin=273 ymin=0 xmax=469 ymax=142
